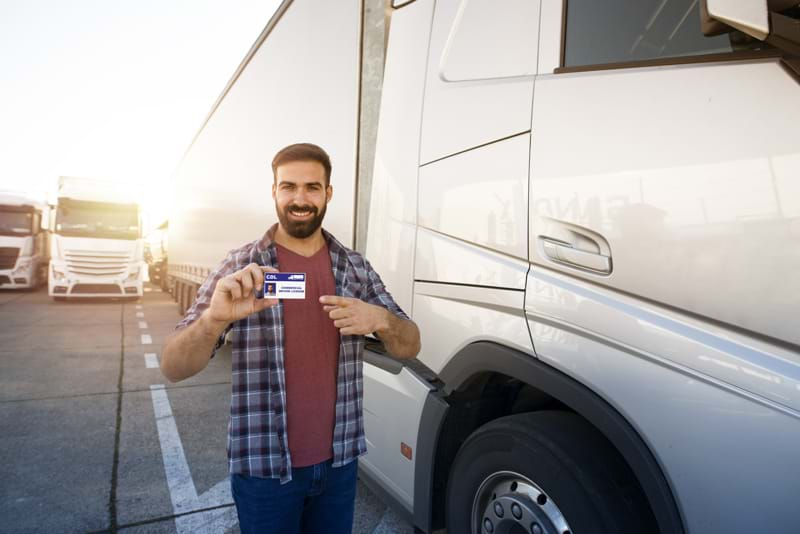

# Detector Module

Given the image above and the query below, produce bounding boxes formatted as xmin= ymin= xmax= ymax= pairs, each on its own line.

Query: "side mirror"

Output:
xmin=700 ymin=0 xmax=800 ymax=56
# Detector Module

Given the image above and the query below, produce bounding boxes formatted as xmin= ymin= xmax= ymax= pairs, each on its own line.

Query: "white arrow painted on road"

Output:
xmin=150 ymin=384 xmax=237 ymax=533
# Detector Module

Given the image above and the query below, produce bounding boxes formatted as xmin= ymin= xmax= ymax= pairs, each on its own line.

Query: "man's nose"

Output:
xmin=292 ymin=188 xmax=311 ymax=204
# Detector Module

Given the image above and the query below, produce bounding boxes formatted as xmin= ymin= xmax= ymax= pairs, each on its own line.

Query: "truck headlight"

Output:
xmin=13 ymin=258 xmax=32 ymax=274
xmin=126 ymin=268 xmax=140 ymax=281
xmin=52 ymin=266 xmax=66 ymax=281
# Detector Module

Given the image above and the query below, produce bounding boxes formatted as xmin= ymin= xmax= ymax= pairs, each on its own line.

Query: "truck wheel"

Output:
xmin=446 ymin=411 xmax=654 ymax=534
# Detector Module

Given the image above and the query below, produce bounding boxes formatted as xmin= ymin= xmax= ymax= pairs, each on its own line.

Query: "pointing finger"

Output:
xmin=319 ymin=295 xmax=353 ymax=307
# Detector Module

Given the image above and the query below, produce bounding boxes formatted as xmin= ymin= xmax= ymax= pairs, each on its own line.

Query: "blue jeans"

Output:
xmin=231 ymin=458 xmax=358 ymax=534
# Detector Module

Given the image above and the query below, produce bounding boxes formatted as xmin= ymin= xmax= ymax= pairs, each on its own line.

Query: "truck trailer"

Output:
xmin=0 ymin=192 xmax=50 ymax=289
xmin=168 ymin=1 xmax=800 ymax=533
xmin=49 ymin=176 xmax=145 ymax=300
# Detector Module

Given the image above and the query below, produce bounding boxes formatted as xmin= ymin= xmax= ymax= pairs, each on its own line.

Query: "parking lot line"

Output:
xmin=139 ymin=321 xmax=148 ymax=329
xmin=141 ymin=334 xmax=153 ymax=345
xmin=144 ymin=353 xmax=159 ymax=369
xmin=149 ymin=384 xmax=237 ymax=532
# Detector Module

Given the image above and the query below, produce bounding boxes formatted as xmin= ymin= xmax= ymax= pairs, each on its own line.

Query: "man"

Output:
xmin=160 ymin=143 xmax=421 ymax=534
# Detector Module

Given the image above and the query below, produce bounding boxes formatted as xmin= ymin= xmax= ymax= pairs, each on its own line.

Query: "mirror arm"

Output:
xmin=766 ymin=11 xmax=800 ymax=56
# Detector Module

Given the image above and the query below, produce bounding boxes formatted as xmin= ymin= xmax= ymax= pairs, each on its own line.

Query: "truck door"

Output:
xmin=528 ymin=0 xmax=800 ymax=351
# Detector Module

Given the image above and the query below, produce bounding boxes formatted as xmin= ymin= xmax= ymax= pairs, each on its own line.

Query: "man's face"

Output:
xmin=272 ymin=160 xmax=332 ymax=239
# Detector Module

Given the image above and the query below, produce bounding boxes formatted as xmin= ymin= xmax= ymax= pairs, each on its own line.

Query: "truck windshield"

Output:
xmin=56 ymin=199 xmax=139 ymax=240
xmin=0 ymin=210 xmax=33 ymax=236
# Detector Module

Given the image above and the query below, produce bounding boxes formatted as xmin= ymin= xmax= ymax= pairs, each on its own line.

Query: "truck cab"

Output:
xmin=0 ymin=192 xmax=50 ymax=289
xmin=49 ymin=177 xmax=145 ymax=300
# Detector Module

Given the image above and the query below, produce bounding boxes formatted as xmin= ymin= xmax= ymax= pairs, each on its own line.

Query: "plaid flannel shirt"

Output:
xmin=176 ymin=224 xmax=408 ymax=483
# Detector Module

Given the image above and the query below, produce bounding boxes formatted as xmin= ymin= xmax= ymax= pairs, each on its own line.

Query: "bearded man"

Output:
xmin=161 ymin=142 xmax=420 ymax=534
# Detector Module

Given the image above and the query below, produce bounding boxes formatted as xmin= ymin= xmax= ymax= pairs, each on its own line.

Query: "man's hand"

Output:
xmin=320 ymin=295 xmax=421 ymax=359
xmin=320 ymin=295 xmax=389 ymax=336
xmin=208 ymin=263 xmax=279 ymax=327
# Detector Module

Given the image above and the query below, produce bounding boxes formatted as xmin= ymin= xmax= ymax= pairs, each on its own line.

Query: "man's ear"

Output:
xmin=326 ymin=184 xmax=333 ymax=203
xmin=272 ymin=182 xmax=277 ymax=200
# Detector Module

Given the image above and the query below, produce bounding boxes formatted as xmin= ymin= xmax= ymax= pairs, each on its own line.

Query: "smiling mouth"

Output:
xmin=288 ymin=206 xmax=315 ymax=219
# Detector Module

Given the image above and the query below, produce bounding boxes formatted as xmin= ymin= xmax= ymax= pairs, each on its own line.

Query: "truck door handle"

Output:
xmin=540 ymin=238 xmax=612 ymax=274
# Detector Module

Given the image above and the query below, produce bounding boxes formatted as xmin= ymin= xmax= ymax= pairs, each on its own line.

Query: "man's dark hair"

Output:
xmin=271 ymin=143 xmax=332 ymax=185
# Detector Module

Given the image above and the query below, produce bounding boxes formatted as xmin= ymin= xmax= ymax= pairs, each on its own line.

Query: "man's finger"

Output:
xmin=221 ymin=277 xmax=242 ymax=300
xmin=261 ymin=266 xmax=279 ymax=273
xmin=333 ymin=319 xmax=352 ymax=328
xmin=328 ymin=308 xmax=350 ymax=320
xmin=239 ymin=271 xmax=253 ymax=296
xmin=319 ymin=295 xmax=353 ymax=307
xmin=322 ymin=305 xmax=338 ymax=313
xmin=246 ymin=264 xmax=263 ymax=294
xmin=339 ymin=327 xmax=356 ymax=336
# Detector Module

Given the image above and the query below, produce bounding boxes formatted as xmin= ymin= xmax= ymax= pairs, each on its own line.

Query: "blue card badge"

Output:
xmin=263 ymin=272 xmax=306 ymax=299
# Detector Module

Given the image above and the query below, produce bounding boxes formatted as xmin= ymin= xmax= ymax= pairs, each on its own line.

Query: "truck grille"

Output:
xmin=71 ymin=284 xmax=121 ymax=294
xmin=65 ymin=250 xmax=130 ymax=277
xmin=0 ymin=247 xmax=20 ymax=269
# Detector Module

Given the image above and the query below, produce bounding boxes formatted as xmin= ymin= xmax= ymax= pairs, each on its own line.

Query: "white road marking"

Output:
xmin=139 ymin=321 xmax=148 ymax=329
xmin=136 ymin=305 xmax=143 ymax=310
xmin=141 ymin=334 xmax=153 ymax=345
xmin=136 ymin=311 xmax=145 ymax=318
xmin=145 ymin=287 xmax=153 ymax=292
xmin=145 ymin=353 xmax=159 ymax=368
xmin=150 ymin=385 xmax=237 ymax=533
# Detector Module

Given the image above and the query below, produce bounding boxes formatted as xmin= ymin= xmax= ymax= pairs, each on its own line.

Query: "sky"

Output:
xmin=0 ymin=0 xmax=281 ymax=230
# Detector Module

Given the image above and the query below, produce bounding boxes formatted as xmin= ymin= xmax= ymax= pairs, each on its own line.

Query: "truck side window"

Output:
xmin=563 ymin=0 xmax=772 ymax=68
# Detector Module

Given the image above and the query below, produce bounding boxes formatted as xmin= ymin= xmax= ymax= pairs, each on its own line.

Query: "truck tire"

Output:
xmin=446 ymin=411 xmax=655 ymax=534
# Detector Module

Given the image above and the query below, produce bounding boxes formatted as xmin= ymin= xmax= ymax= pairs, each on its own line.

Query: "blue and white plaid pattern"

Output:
xmin=176 ymin=224 xmax=408 ymax=483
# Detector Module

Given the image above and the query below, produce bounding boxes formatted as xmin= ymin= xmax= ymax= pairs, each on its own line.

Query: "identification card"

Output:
xmin=263 ymin=272 xmax=306 ymax=299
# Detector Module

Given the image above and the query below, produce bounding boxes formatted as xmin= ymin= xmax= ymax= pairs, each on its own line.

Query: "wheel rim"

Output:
xmin=471 ymin=471 xmax=572 ymax=534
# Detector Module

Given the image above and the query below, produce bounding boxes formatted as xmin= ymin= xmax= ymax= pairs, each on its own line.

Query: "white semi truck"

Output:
xmin=169 ymin=1 xmax=800 ymax=533
xmin=0 ymin=192 xmax=50 ymax=289
xmin=49 ymin=176 xmax=145 ymax=300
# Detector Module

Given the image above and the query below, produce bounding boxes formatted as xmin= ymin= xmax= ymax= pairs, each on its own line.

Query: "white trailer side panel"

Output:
xmin=171 ymin=0 xmax=361 ymax=274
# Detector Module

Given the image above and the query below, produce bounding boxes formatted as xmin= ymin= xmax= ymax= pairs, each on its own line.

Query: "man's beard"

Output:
xmin=276 ymin=201 xmax=327 ymax=239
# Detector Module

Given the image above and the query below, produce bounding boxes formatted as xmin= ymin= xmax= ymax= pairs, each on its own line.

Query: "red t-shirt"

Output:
xmin=276 ymin=243 xmax=340 ymax=467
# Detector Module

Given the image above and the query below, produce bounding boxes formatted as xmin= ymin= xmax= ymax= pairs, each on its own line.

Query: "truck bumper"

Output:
xmin=49 ymin=280 xmax=143 ymax=298
xmin=0 ymin=270 xmax=35 ymax=289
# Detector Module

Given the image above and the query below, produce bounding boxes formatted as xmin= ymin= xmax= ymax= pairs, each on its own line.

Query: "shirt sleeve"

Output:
xmin=174 ymin=250 xmax=238 ymax=357
xmin=362 ymin=258 xmax=410 ymax=321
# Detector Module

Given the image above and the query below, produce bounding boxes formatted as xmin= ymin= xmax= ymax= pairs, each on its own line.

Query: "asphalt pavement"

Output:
xmin=0 ymin=284 xmax=415 ymax=533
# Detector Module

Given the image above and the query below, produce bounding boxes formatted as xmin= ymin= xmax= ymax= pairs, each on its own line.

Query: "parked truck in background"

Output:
xmin=168 ymin=1 xmax=800 ymax=532
xmin=49 ymin=176 xmax=145 ymax=300
xmin=0 ymin=192 xmax=50 ymax=289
